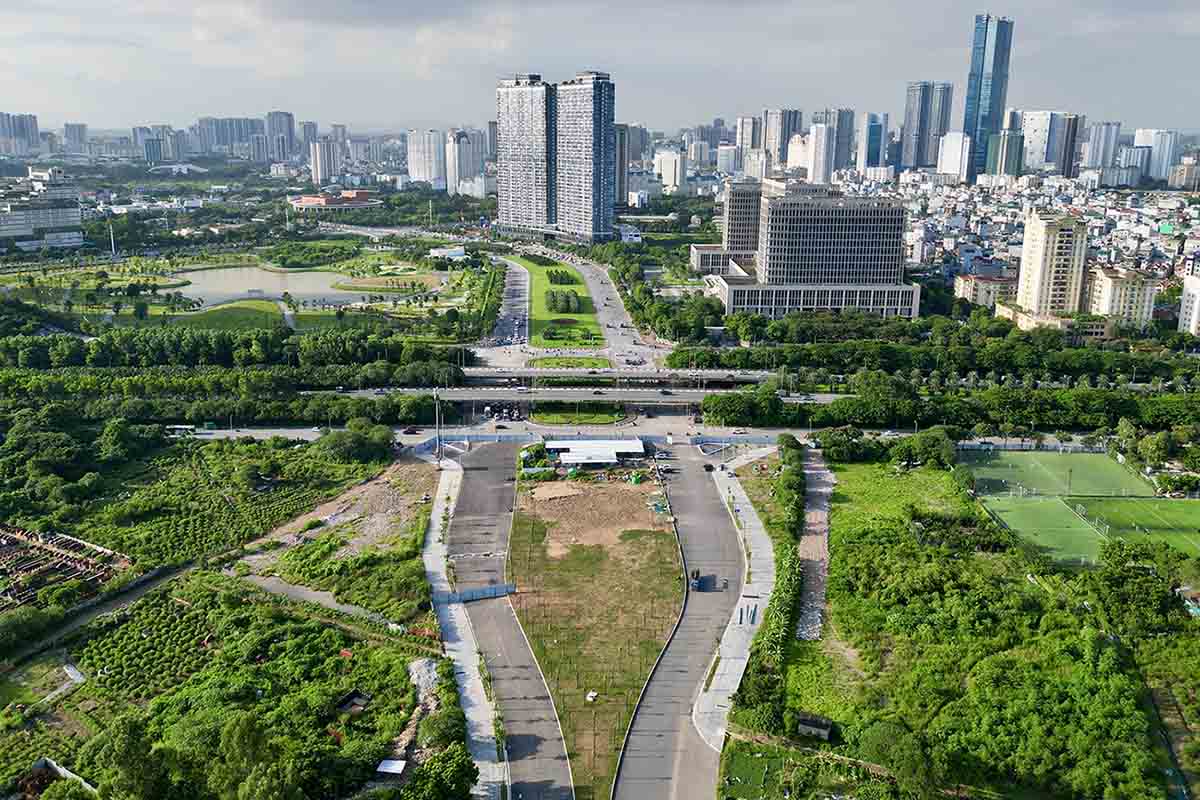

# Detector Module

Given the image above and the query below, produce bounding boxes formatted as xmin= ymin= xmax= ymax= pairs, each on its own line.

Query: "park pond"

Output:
xmin=175 ymin=266 xmax=401 ymax=306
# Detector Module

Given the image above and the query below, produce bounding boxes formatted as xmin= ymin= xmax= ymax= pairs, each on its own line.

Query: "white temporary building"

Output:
xmin=544 ymin=439 xmax=645 ymax=465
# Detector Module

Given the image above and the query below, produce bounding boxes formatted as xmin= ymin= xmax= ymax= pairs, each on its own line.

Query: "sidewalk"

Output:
xmin=692 ymin=446 xmax=778 ymax=752
xmin=797 ymin=449 xmax=834 ymax=641
xmin=419 ymin=455 xmax=507 ymax=799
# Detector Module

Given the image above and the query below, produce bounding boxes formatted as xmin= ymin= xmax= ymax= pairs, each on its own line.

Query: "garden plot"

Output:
xmin=510 ymin=474 xmax=681 ymax=798
xmin=0 ymin=526 xmax=131 ymax=613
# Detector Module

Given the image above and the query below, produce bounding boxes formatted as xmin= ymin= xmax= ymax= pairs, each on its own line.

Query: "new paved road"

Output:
xmin=612 ymin=445 xmax=743 ymax=800
xmin=448 ymin=443 xmax=574 ymax=800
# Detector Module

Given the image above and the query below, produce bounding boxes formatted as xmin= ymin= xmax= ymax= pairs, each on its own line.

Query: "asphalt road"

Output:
xmin=449 ymin=443 xmax=574 ymax=800
xmin=354 ymin=386 xmax=842 ymax=405
xmin=481 ymin=258 xmax=530 ymax=349
xmin=612 ymin=445 xmax=743 ymax=800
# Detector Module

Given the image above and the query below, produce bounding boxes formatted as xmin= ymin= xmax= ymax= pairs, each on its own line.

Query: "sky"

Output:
xmin=3 ymin=0 xmax=1198 ymax=134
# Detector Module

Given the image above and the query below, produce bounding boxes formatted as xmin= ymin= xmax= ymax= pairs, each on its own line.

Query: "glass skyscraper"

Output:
xmin=962 ymin=14 xmax=1014 ymax=181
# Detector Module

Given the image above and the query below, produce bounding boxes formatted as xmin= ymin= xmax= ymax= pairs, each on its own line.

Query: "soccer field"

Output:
xmin=960 ymin=450 xmax=1153 ymax=497
xmin=983 ymin=496 xmax=1105 ymax=564
xmin=1075 ymin=498 xmax=1200 ymax=557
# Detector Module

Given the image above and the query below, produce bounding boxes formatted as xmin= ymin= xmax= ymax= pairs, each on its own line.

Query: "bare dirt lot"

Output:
xmin=522 ymin=479 xmax=668 ymax=558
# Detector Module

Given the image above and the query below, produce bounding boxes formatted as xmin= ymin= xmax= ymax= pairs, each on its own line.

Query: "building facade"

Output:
xmin=406 ymin=129 xmax=447 ymax=190
xmin=806 ymin=124 xmax=834 ymax=184
xmin=1180 ymin=275 xmax=1200 ymax=337
xmin=762 ymin=109 xmax=802 ymax=169
xmin=856 ymin=112 xmax=889 ymax=172
xmin=1133 ymin=128 xmax=1180 ymax=181
xmin=265 ymin=111 xmax=296 ymax=161
xmin=63 ymin=123 xmax=88 ymax=154
xmin=555 ymin=71 xmax=616 ymax=242
xmin=1084 ymin=121 xmax=1122 ymax=169
xmin=1013 ymin=212 xmax=1087 ymax=315
xmin=986 ymin=130 xmax=1024 ymax=176
xmin=0 ymin=167 xmax=83 ymax=252
xmin=310 ymin=138 xmax=339 ymax=186
xmin=962 ymin=14 xmax=1014 ymax=181
xmin=902 ymin=81 xmax=953 ymax=169
xmin=1086 ymin=266 xmax=1158 ymax=328
xmin=936 ymin=132 xmax=972 ymax=182
xmin=497 ymin=73 xmax=557 ymax=232
xmin=445 ymin=129 xmax=487 ymax=196
xmin=615 ymin=123 xmax=630 ymax=205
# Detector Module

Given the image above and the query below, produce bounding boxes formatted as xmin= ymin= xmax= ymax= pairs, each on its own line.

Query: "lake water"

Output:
xmin=177 ymin=266 xmax=364 ymax=306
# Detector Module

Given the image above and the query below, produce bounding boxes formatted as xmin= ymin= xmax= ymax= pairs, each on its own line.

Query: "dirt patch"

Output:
xmin=531 ymin=483 xmax=583 ymax=501
xmin=240 ymin=458 xmax=437 ymax=570
xmin=521 ymin=480 xmax=668 ymax=558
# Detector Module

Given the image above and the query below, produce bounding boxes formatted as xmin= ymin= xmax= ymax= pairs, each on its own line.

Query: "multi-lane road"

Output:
xmin=348 ymin=386 xmax=844 ymax=406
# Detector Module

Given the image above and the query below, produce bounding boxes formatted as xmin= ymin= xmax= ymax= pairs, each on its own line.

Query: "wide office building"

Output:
xmin=0 ymin=167 xmax=83 ymax=252
xmin=691 ymin=178 xmax=919 ymax=318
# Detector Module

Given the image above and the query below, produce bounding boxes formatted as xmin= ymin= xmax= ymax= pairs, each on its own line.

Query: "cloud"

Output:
xmin=3 ymin=0 xmax=1197 ymax=133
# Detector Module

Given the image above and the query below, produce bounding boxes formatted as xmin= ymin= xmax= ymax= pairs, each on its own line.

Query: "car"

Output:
xmin=732 ymin=428 xmax=747 ymax=434
xmin=311 ymin=426 xmax=323 ymax=432
xmin=495 ymin=423 xmax=508 ymax=429
xmin=587 ymin=369 xmax=599 ymax=375
xmin=660 ymin=389 xmax=672 ymax=395
xmin=592 ymin=390 xmax=605 ymax=395
xmin=703 ymin=463 xmax=715 ymax=472
xmin=402 ymin=427 xmax=420 ymax=435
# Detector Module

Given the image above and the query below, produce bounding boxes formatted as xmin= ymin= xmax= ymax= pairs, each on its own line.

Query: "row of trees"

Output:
xmin=545 ymin=268 xmax=577 ymax=285
xmin=0 ymin=327 xmax=474 ymax=370
xmin=701 ymin=373 xmax=1200 ymax=432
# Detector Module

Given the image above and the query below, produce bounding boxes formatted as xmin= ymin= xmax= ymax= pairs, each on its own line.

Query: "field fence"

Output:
xmin=1071 ymin=503 xmax=1112 ymax=539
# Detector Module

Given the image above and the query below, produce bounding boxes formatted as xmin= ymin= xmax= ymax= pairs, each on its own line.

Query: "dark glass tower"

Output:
xmin=962 ymin=13 xmax=1014 ymax=181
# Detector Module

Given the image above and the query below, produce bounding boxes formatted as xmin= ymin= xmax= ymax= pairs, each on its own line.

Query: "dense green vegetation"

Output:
xmin=729 ymin=440 xmax=1200 ymax=800
xmin=701 ymin=371 xmax=1200 ymax=433
xmin=1 ymin=571 xmax=474 ymax=799
xmin=265 ymin=238 xmax=362 ymax=268
xmin=0 ymin=297 xmax=78 ymax=336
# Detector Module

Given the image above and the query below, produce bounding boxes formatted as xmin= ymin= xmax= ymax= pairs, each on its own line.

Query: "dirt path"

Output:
xmin=798 ymin=449 xmax=833 ymax=640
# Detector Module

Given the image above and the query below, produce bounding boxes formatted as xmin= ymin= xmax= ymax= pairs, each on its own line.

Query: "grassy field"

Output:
xmin=528 ymin=356 xmax=612 ymax=369
xmin=984 ymin=495 xmax=1104 ymax=564
xmin=959 ymin=450 xmax=1152 ymax=497
xmin=1076 ymin=497 xmax=1200 ymax=557
xmin=530 ymin=401 xmax=624 ymax=425
xmin=509 ymin=478 xmax=681 ymax=800
xmin=510 ymin=256 xmax=603 ymax=349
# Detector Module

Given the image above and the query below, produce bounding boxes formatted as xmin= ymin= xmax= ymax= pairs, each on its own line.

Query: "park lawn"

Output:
xmin=530 ymin=402 xmax=624 ymax=425
xmin=528 ymin=356 xmax=612 ymax=369
xmin=169 ymin=300 xmax=283 ymax=330
xmin=959 ymin=450 xmax=1152 ymax=497
xmin=982 ymin=496 xmax=1104 ymax=565
xmin=510 ymin=256 xmax=603 ymax=349
xmin=1075 ymin=497 xmax=1200 ymax=557
xmin=509 ymin=494 xmax=681 ymax=800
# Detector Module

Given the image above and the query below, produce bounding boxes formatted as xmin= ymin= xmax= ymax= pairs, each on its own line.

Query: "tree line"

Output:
xmin=545 ymin=268 xmax=577 ymax=285
xmin=0 ymin=327 xmax=474 ymax=370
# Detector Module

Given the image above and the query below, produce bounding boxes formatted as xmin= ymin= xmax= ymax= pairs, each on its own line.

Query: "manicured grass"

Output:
xmin=508 ymin=508 xmax=681 ymax=800
xmin=1076 ymin=497 xmax=1200 ymax=557
xmin=530 ymin=402 xmax=624 ymax=425
xmin=983 ymin=496 xmax=1104 ymax=564
xmin=169 ymin=300 xmax=283 ymax=330
xmin=528 ymin=356 xmax=612 ymax=369
xmin=510 ymin=256 xmax=603 ymax=349
xmin=959 ymin=450 xmax=1152 ymax=497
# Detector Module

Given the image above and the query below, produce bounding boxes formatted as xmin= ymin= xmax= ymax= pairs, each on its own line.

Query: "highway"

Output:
xmin=349 ymin=386 xmax=845 ymax=405
xmin=461 ymin=366 xmax=778 ymax=383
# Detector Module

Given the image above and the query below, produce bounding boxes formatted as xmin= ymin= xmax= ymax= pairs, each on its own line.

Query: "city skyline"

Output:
xmin=4 ymin=1 xmax=1198 ymax=133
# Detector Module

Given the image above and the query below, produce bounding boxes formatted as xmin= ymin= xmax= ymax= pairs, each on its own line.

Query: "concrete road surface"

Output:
xmin=448 ymin=443 xmax=574 ymax=800
xmin=611 ymin=445 xmax=743 ymax=800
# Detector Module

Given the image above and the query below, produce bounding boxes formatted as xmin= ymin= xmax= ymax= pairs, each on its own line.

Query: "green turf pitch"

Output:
xmin=1074 ymin=498 xmax=1200 ymax=557
xmin=983 ymin=496 xmax=1104 ymax=563
xmin=959 ymin=450 xmax=1153 ymax=497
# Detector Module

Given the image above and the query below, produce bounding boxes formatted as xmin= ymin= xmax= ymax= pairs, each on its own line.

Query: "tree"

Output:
xmin=400 ymin=742 xmax=478 ymax=800
xmin=133 ymin=300 xmax=149 ymax=321
xmin=111 ymin=300 xmax=124 ymax=317
xmin=40 ymin=780 xmax=94 ymax=800
xmin=858 ymin=721 xmax=943 ymax=799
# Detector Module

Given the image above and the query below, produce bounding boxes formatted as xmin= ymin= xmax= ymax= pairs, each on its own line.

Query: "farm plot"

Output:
xmin=509 ymin=475 xmax=682 ymax=800
xmin=0 ymin=526 xmax=131 ymax=613
xmin=0 ymin=570 xmax=449 ymax=797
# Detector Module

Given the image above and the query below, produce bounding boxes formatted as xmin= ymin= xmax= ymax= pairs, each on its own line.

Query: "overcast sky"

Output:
xmin=3 ymin=0 xmax=1197 ymax=134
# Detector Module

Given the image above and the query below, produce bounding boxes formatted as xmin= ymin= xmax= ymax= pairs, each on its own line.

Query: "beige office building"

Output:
xmin=955 ymin=273 xmax=1017 ymax=307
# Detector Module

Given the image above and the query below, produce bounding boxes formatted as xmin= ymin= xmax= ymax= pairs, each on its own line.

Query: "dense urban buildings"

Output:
xmin=856 ymin=112 xmax=889 ymax=171
xmin=962 ymin=14 xmax=1014 ymax=180
xmin=986 ymin=129 xmax=1024 ymax=176
xmin=1084 ymin=121 xmax=1122 ymax=169
xmin=810 ymin=108 xmax=855 ymax=170
xmin=762 ymin=108 xmax=802 ymax=169
xmin=265 ymin=111 xmax=296 ymax=161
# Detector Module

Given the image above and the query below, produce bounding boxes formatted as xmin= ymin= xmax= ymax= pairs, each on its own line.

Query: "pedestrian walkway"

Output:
xmin=797 ymin=449 xmax=834 ymax=641
xmin=419 ymin=455 xmax=507 ymax=800
xmin=692 ymin=446 xmax=778 ymax=752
